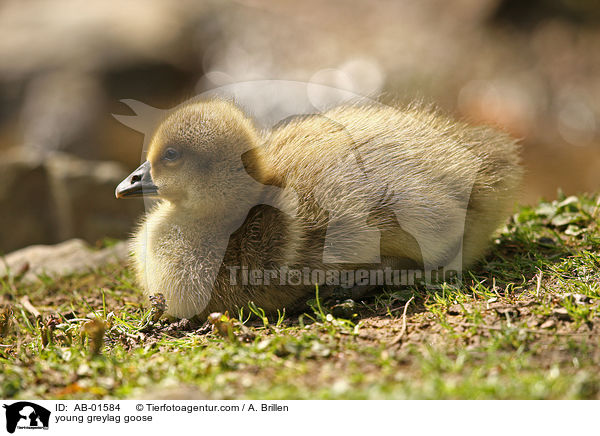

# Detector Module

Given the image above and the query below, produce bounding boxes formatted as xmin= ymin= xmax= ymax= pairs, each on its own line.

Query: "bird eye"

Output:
xmin=163 ymin=147 xmax=181 ymax=162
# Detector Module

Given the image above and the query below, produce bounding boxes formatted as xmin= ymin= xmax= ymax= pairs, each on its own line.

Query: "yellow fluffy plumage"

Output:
xmin=116 ymin=99 xmax=522 ymax=319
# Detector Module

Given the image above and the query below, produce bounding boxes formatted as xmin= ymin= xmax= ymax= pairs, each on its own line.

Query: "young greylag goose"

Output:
xmin=116 ymin=99 xmax=521 ymax=319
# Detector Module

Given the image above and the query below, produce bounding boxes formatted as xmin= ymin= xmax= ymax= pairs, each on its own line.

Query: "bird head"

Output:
xmin=116 ymin=100 xmax=267 ymax=215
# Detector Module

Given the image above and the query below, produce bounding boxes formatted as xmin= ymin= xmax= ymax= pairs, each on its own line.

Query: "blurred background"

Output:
xmin=0 ymin=0 xmax=599 ymax=253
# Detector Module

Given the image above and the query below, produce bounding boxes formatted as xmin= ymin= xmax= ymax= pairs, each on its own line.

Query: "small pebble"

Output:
xmin=537 ymin=237 xmax=555 ymax=246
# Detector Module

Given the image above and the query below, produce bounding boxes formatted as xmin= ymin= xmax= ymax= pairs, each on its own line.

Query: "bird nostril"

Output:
xmin=131 ymin=174 xmax=142 ymax=183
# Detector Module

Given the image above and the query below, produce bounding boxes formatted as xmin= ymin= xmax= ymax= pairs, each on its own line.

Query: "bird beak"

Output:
xmin=115 ymin=161 xmax=159 ymax=198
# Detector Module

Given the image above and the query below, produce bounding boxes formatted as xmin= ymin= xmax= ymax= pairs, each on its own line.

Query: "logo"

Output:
xmin=3 ymin=402 xmax=50 ymax=433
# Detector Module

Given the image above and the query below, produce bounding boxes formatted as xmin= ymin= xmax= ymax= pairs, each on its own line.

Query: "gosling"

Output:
xmin=116 ymin=99 xmax=522 ymax=319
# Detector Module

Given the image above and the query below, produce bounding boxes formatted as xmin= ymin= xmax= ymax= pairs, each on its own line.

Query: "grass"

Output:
xmin=1 ymin=192 xmax=599 ymax=399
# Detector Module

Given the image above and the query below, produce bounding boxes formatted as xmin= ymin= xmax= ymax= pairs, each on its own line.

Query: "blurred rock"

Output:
xmin=0 ymin=148 xmax=144 ymax=253
xmin=0 ymin=0 xmax=217 ymax=78
xmin=0 ymin=239 xmax=128 ymax=283
xmin=45 ymin=153 xmax=144 ymax=243
xmin=0 ymin=0 xmax=219 ymax=165
xmin=0 ymin=148 xmax=56 ymax=253
xmin=21 ymin=71 xmax=105 ymax=158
